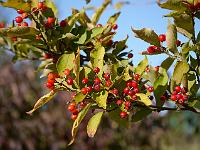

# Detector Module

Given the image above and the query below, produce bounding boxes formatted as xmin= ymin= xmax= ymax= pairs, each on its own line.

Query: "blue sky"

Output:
xmin=1 ymin=0 xmax=199 ymax=66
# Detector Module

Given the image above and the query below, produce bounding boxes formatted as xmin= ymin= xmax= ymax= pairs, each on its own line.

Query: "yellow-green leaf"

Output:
xmin=93 ymin=90 xmax=108 ymax=109
xmin=56 ymin=53 xmax=75 ymax=75
xmin=135 ymin=56 xmax=148 ymax=75
xmin=26 ymin=90 xmax=56 ymax=114
xmin=87 ymin=111 xmax=104 ymax=138
xmin=136 ymin=93 xmax=152 ymax=106
xmin=132 ymin=27 xmax=160 ymax=47
xmin=172 ymin=61 xmax=190 ymax=84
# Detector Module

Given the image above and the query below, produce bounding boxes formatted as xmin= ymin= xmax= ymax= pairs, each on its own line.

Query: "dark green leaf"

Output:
xmin=161 ymin=57 xmax=175 ymax=70
xmin=132 ymin=109 xmax=152 ymax=122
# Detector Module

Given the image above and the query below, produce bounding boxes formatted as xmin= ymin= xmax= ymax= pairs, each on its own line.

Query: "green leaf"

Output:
xmin=93 ymin=90 xmax=108 ymax=109
xmin=74 ymin=92 xmax=86 ymax=103
xmin=172 ymin=61 xmax=189 ymax=84
xmin=0 ymin=0 xmax=31 ymax=12
xmin=132 ymin=109 xmax=152 ymax=122
xmin=76 ymin=30 xmax=87 ymax=44
xmin=87 ymin=111 xmax=103 ymax=138
xmin=90 ymin=46 xmax=105 ymax=76
xmin=135 ymin=56 xmax=148 ymax=75
xmin=157 ymin=0 xmax=188 ymax=11
xmin=107 ymin=12 xmax=121 ymax=24
xmin=86 ymin=0 xmax=91 ymax=4
xmin=56 ymin=53 xmax=75 ymax=75
xmin=90 ymin=27 xmax=104 ymax=39
xmin=26 ymin=90 xmax=56 ymax=114
xmin=136 ymin=93 xmax=152 ymax=106
xmin=68 ymin=103 xmax=92 ymax=145
xmin=161 ymin=57 xmax=175 ymax=70
xmin=154 ymin=68 xmax=168 ymax=106
xmin=132 ymin=27 xmax=160 ymax=47
xmin=112 ymin=36 xmax=128 ymax=55
xmin=174 ymin=14 xmax=194 ymax=38
xmin=166 ymin=21 xmax=178 ymax=54
xmin=91 ymin=0 xmax=111 ymax=24
xmin=0 ymin=27 xmax=39 ymax=37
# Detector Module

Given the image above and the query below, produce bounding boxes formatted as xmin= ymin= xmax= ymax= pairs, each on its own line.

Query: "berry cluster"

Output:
xmin=0 ymin=22 xmax=5 ymax=28
xmin=170 ymin=86 xmax=188 ymax=105
xmin=46 ymin=72 xmax=59 ymax=90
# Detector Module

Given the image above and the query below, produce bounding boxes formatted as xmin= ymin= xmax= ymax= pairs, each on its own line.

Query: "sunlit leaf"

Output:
xmin=136 ymin=93 xmax=152 ymax=106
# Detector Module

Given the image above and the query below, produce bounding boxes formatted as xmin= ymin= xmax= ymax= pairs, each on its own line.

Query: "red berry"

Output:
xmin=120 ymin=111 xmax=127 ymax=119
xmin=94 ymin=84 xmax=100 ymax=92
xmin=47 ymin=78 xmax=55 ymax=84
xmin=182 ymin=88 xmax=187 ymax=94
xmin=17 ymin=23 xmax=21 ymax=26
xmin=147 ymin=46 xmax=156 ymax=53
xmin=60 ymin=20 xmax=68 ymax=27
xmin=112 ymin=88 xmax=118 ymax=95
xmin=87 ymin=86 xmax=93 ymax=93
xmin=32 ymin=7 xmax=39 ymax=14
xmin=159 ymin=34 xmax=166 ymax=42
xmin=94 ymin=78 xmax=101 ymax=84
xmin=46 ymin=82 xmax=54 ymax=89
xmin=22 ymin=22 xmax=28 ymax=27
xmin=96 ymin=24 xmax=102 ymax=27
xmin=80 ymin=101 xmax=87 ymax=108
xmin=112 ymin=24 xmax=118 ymax=30
xmin=103 ymin=73 xmax=110 ymax=80
xmin=176 ymin=94 xmax=183 ymax=100
xmin=67 ymin=105 xmax=75 ymax=112
xmin=170 ymin=95 xmax=177 ymax=101
xmin=178 ymin=98 xmax=184 ymax=105
xmin=0 ymin=22 xmax=5 ymax=28
xmin=116 ymin=100 xmax=123 ymax=106
xmin=67 ymin=77 xmax=73 ymax=85
xmin=125 ymin=101 xmax=131 ymax=107
xmin=147 ymin=86 xmax=154 ymax=92
xmin=131 ymin=95 xmax=137 ymax=101
xmin=93 ymin=67 xmax=100 ymax=74
xmin=15 ymin=16 xmax=23 ymax=23
xmin=154 ymin=66 xmax=160 ymax=72
xmin=126 ymin=81 xmax=132 ymax=87
xmin=128 ymin=90 xmax=135 ymax=96
xmin=44 ymin=22 xmax=52 ymax=29
xmin=72 ymin=109 xmax=79 ymax=115
xmin=134 ymin=74 xmax=140 ymax=81
xmin=160 ymin=95 xmax=167 ymax=101
xmin=133 ymin=88 xmax=139 ymax=93
xmin=145 ymin=67 xmax=150 ymax=73
xmin=176 ymin=40 xmax=181 ymax=47
xmin=123 ymin=87 xmax=129 ymax=94
xmin=131 ymin=81 xmax=138 ymax=88
xmin=38 ymin=2 xmax=44 ymax=9
xmin=47 ymin=17 xmax=55 ymax=24
xmin=82 ymin=78 xmax=89 ymax=84
xmin=12 ymin=37 xmax=17 ymax=41
xmin=48 ymin=73 xmax=56 ymax=80
xmin=64 ymin=69 xmax=70 ymax=76
xmin=128 ymin=53 xmax=133 ymax=58
xmin=69 ymin=102 xmax=76 ymax=107
xmin=71 ymin=114 xmax=77 ymax=121
xmin=175 ymin=86 xmax=181 ymax=93
xmin=44 ymin=53 xmax=52 ymax=59
xmin=81 ymin=87 xmax=88 ymax=95
xmin=183 ymin=95 xmax=188 ymax=101
xmin=106 ymin=40 xmax=113 ymax=46
xmin=105 ymin=80 xmax=112 ymax=87
xmin=17 ymin=9 xmax=24 ymax=14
